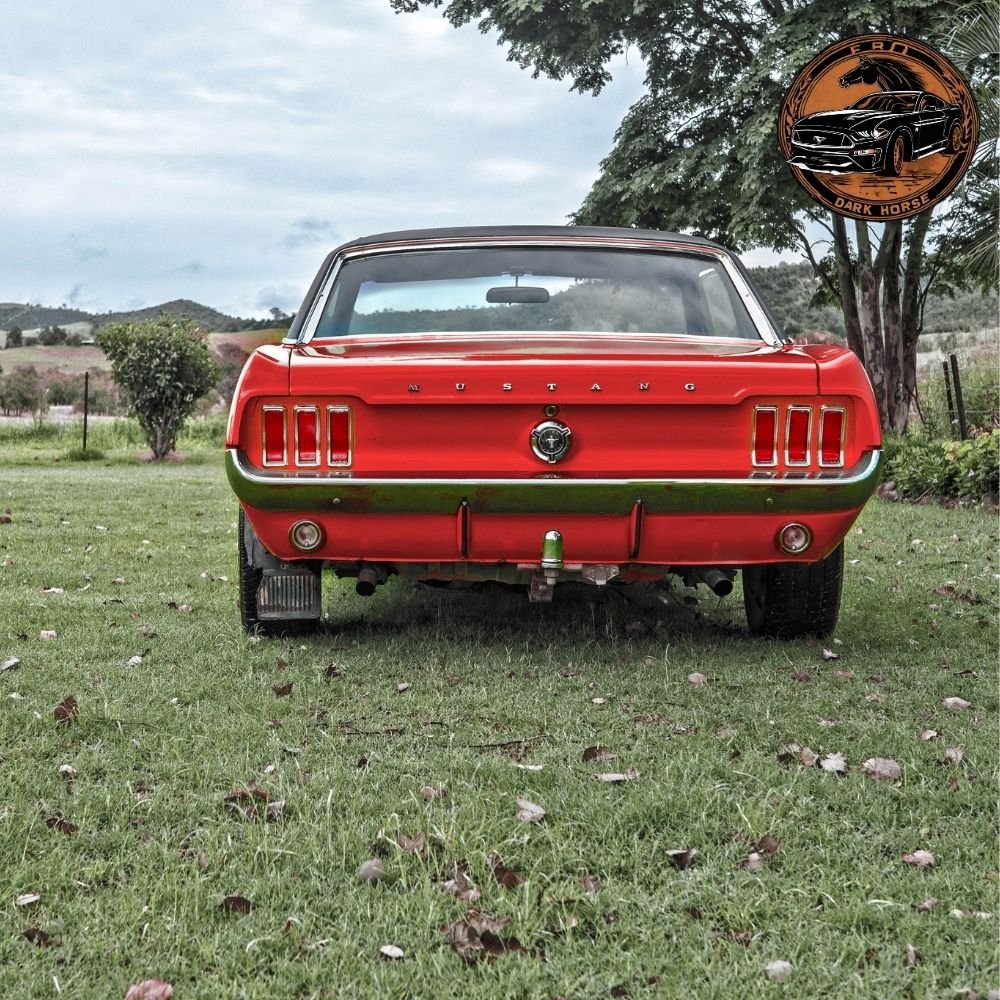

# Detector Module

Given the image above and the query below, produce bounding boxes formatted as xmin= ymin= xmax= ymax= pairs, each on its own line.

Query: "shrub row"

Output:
xmin=882 ymin=429 xmax=999 ymax=503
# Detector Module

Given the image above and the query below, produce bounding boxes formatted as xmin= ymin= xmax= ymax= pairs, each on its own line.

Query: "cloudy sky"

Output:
xmin=3 ymin=0 xmax=791 ymax=319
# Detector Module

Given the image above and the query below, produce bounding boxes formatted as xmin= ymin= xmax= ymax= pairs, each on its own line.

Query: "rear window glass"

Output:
xmin=312 ymin=247 xmax=761 ymax=340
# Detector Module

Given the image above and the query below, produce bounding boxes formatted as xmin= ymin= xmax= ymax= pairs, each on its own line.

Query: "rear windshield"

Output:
xmin=312 ymin=247 xmax=762 ymax=340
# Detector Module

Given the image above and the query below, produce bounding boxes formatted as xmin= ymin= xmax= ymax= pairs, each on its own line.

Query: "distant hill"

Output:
xmin=0 ymin=299 xmax=244 ymax=335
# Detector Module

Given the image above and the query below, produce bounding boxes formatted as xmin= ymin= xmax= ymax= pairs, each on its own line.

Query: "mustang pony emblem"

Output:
xmin=530 ymin=420 xmax=572 ymax=464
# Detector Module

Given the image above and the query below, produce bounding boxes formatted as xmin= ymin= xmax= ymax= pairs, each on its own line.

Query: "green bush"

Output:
xmin=96 ymin=316 xmax=219 ymax=459
xmin=883 ymin=429 xmax=999 ymax=502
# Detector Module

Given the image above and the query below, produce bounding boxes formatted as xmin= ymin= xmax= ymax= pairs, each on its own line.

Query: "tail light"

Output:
xmin=262 ymin=406 xmax=286 ymax=466
xmin=328 ymin=406 xmax=352 ymax=466
xmin=294 ymin=407 xmax=320 ymax=466
xmin=820 ymin=407 xmax=845 ymax=467
xmin=785 ymin=407 xmax=811 ymax=466
xmin=752 ymin=407 xmax=778 ymax=466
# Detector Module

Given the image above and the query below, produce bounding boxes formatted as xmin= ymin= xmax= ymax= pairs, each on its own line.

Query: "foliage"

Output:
xmin=96 ymin=315 xmax=219 ymax=459
xmin=0 ymin=364 xmax=47 ymax=419
xmin=213 ymin=341 xmax=251 ymax=409
xmin=5 ymin=325 xmax=23 ymax=348
xmin=930 ymin=0 xmax=1000 ymax=293
xmin=37 ymin=325 xmax=68 ymax=346
xmin=883 ymin=427 xmax=999 ymax=500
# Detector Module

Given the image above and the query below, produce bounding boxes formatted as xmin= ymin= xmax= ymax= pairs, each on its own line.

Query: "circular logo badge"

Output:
xmin=530 ymin=420 xmax=572 ymax=464
xmin=779 ymin=34 xmax=978 ymax=220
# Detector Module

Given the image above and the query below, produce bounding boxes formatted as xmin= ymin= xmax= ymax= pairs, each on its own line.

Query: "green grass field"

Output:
xmin=0 ymin=460 xmax=996 ymax=998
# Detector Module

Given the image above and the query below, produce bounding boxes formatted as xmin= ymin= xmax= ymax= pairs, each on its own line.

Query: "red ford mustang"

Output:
xmin=226 ymin=227 xmax=881 ymax=637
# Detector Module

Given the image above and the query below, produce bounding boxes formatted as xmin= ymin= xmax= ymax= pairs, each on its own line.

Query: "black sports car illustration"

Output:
xmin=788 ymin=91 xmax=964 ymax=175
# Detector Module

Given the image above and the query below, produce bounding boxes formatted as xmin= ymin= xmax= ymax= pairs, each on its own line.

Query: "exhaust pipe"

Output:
xmin=682 ymin=567 xmax=735 ymax=597
xmin=355 ymin=566 xmax=380 ymax=597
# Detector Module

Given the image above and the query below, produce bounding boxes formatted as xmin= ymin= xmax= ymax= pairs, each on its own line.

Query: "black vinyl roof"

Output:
xmin=332 ymin=225 xmax=722 ymax=254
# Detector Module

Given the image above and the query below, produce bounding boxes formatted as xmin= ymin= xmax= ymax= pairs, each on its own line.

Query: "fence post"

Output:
xmin=83 ymin=371 xmax=89 ymax=452
xmin=949 ymin=353 xmax=968 ymax=441
xmin=942 ymin=361 xmax=955 ymax=436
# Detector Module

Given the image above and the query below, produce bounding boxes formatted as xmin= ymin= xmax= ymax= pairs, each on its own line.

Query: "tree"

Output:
xmin=392 ymin=0 xmax=991 ymax=431
xmin=5 ymin=326 xmax=23 ymax=349
xmin=0 ymin=365 xmax=46 ymax=419
xmin=96 ymin=315 xmax=219 ymax=459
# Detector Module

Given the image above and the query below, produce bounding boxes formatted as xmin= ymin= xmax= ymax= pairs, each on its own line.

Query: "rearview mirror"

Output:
xmin=486 ymin=286 xmax=550 ymax=304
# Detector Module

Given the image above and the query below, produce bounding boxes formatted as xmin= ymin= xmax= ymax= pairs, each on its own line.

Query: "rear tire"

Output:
xmin=238 ymin=507 xmax=318 ymax=637
xmin=742 ymin=543 xmax=844 ymax=638
xmin=946 ymin=121 xmax=963 ymax=154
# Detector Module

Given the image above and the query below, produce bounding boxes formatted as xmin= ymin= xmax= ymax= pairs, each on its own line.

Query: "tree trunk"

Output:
xmin=855 ymin=221 xmax=887 ymax=427
xmin=899 ymin=210 xmax=934 ymax=432
xmin=881 ymin=223 xmax=907 ymax=432
xmin=831 ymin=214 xmax=864 ymax=363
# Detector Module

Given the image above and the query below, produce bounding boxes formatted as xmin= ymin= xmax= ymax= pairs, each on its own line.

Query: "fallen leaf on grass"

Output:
xmin=756 ymin=834 xmax=781 ymax=856
xmin=943 ymin=697 xmax=971 ymax=711
xmin=861 ymin=758 xmax=902 ymax=781
xmin=764 ymin=960 xmax=793 ymax=982
xmin=53 ymin=695 xmax=78 ymax=726
xmin=582 ymin=744 xmax=617 ymax=763
xmin=127 ymin=655 xmax=144 ymax=667
xmin=272 ymin=682 xmax=293 ymax=697
xmin=516 ymin=798 xmax=545 ymax=823
xmin=945 ymin=746 xmax=964 ymax=764
xmin=125 ymin=981 xmax=173 ymax=1000
xmin=138 ymin=624 xmax=156 ymax=638
xmin=743 ymin=852 xmax=764 ymax=872
xmin=420 ymin=785 xmax=446 ymax=801
xmin=902 ymin=850 xmax=935 ymax=869
xmin=224 ymin=781 xmax=283 ymax=822
xmin=914 ymin=897 xmax=939 ymax=912
xmin=439 ymin=866 xmax=480 ymax=902
xmin=1 ymin=656 xmax=20 ymax=672
xmin=920 ymin=729 xmax=938 ymax=741
xmin=323 ymin=664 xmax=342 ymax=680
xmin=866 ymin=691 xmax=887 ymax=703
xmin=822 ymin=648 xmax=840 ymax=661
xmin=835 ymin=671 xmax=855 ymax=680
xmin=903 ymin=943 xmax=921 ymax=968
xmin=792 ymin=671 xmax=812 ymax=683
xmin=358 ymin=858 xmax=385 ymax=884
xmin=58 ymin=763 xmax=77 ymax=781
xmin=395 ymin=832 xmax=426 ymax=856
xmin=23 ymin=927 xmax=52 ymax=946
xmin=820 ymin=752 xmax=848 ymax=775
xmin=39 ymin=630 xmax=58 ymax=640
xmin=688 ymin=672 xmax=709 ymax=687
xmin=591 ymin=768 xmax=640 ymax=783
xmin=934 ymin=585 xmax=985 ymax=605
xmin=665 ymin=848 xmax=697 ymax=870
xmin=777 ymin=743 xmax=819 ymax=767
xmin=379 ymin=944 xmax=405 ymax=960
xmin=443 ymin=911 xmax=522 ymax=963
xmin=590 ymin=696 xmax=608 ymax=705
xmin=396 ymin=682 xmax=411 ymax=694
xmin=112 ymin=576 xmax=126 ymax=586
xmin=46 ymin=815 xmax=77 ymax=835
xmin=221 ymin=895 xmax=254 ymax=914
xmin=15 ymin=892 xmax=41 ymax=907
xmin=580 ymin=874 xmax=600 ymax=894
xmin=491 ymin=855 xmax=525 ymax=890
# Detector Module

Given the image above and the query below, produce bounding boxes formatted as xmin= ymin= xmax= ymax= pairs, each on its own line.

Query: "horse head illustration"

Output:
xmin=838 ymin=56 xmax=925 ymax=91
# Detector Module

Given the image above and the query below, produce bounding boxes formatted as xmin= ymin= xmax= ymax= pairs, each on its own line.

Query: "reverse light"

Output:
xmin=752 ymin=407 xmax=778 ymax=466
xmin=819 ymin=407 xmax=846 ymax=467
xmin=262 ymin=406 xmax=286 ymax=466
xmin=778 ymin=523 xmax=812 ymax=555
